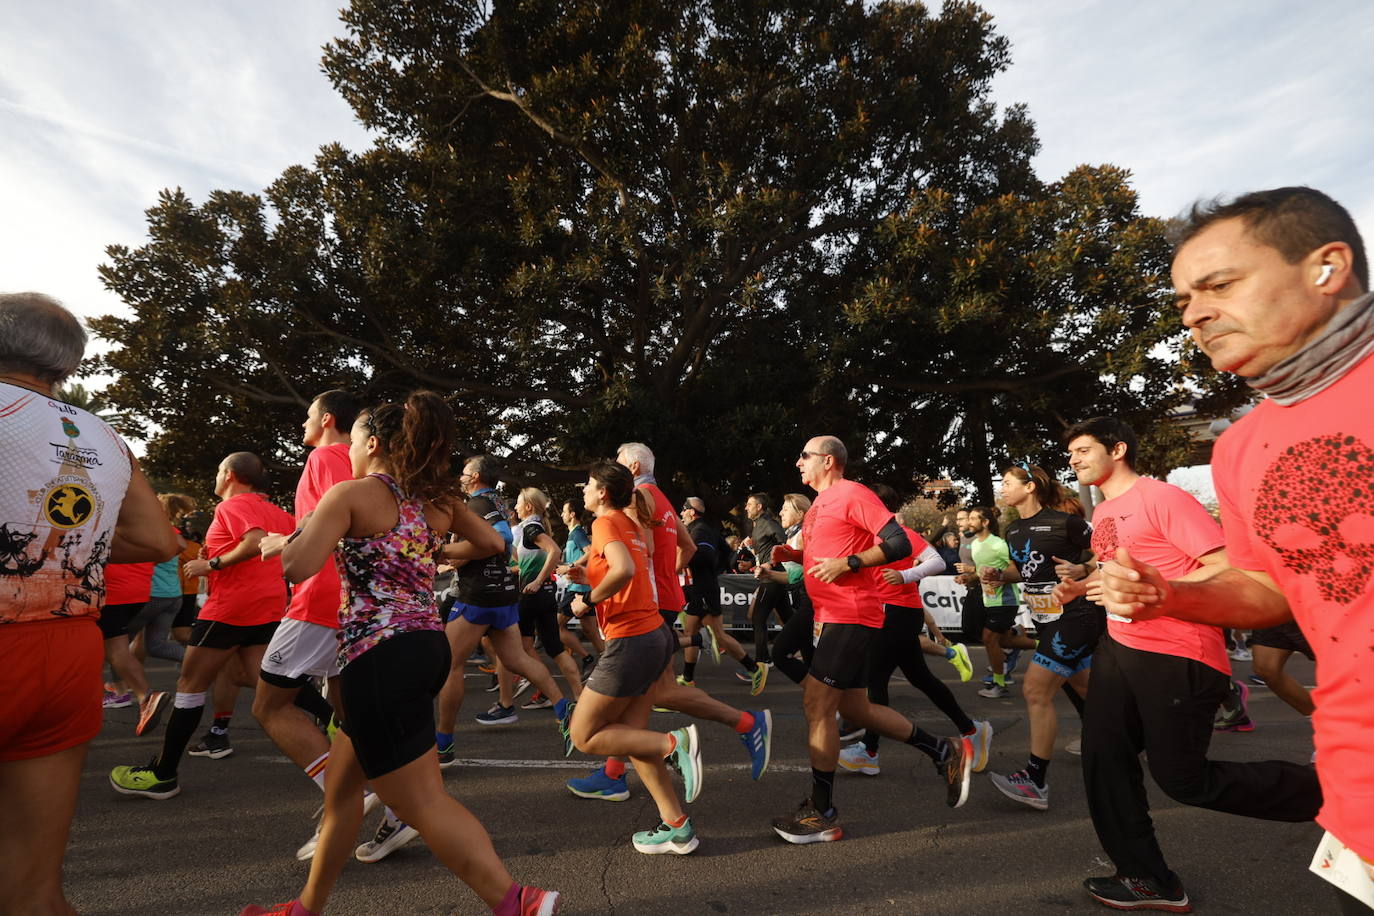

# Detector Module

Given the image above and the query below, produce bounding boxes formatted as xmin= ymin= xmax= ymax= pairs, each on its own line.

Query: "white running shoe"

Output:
xmin=355 ymin=818 xmax=420 ymax=863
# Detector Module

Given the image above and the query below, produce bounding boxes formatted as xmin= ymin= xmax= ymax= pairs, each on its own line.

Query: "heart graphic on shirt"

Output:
xmin=1254 ymin=434 xmax=1374 ymax=605
xmin=1091 ymin=515 xmax=1119 ymax=560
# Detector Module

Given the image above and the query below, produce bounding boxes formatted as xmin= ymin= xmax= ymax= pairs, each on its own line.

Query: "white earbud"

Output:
xmin=1317 ymin=264 xmax=1335 ymax=286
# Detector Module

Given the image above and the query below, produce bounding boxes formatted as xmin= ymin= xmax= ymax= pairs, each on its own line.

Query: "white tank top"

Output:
xmin=0 ymin=381 xmax=132 ymax=624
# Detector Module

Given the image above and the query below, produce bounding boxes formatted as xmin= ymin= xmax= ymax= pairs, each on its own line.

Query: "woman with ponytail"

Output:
xmin=984 ymin=462 xmax=1098 ymax=813
xmin=242 ymin=392 xmax=559 ymax=916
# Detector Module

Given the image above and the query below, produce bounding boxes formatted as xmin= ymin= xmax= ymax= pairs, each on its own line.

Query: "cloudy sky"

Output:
xmin=3 ymin=0 xmax=1372 ymax=344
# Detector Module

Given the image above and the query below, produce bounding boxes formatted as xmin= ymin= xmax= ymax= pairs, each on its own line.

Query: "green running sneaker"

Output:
xmin=749 ymin=662 xmax=769 ymax=697
xmin=109 ymin=762 xmax=180 ymax=800
xmin=667 ymin=724 xmax=703 ymax=803
xmin=632 ymin=817 xmax=699 ymax=855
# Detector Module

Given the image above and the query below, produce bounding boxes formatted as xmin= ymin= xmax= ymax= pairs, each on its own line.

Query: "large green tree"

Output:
xmin=90 ymin=0 xmax=1239 ymax=505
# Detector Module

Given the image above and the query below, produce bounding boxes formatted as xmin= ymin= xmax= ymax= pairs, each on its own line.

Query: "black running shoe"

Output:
xmin=188 ymin=731 xmax=232 ymax=759
xmin=771 ymin=798 xmax=842 ymax=844
xmin=1083 ymin=875 xmax=1191 ymax=912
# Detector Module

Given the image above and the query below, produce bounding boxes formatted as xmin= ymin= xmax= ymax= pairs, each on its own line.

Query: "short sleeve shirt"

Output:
xmin=286 ymin=443 xmax=353 ymax=628
xmin=1005 ymin=507 xmax=1094 ymax=620
xmin=1090 ymin=476 xmax=1228 ymax=673
xmin=638 ymin=483 xmax=686 ymax=612
xmin=563 ymin=525 xmax=592 ymax=594
xmin=873 ymin=525 xmax=926 ymax=609
xmin=801 ymin=479 xmax=896 ymax=628
xmin=587 ymin=510 xmax=662 ymax=640
xmin=514 ymin=516 xmax=555 ymax=594
xmin=200 ymin=492 xmax=296 ymax=626
xmin=105 ymin=562 xmax=154 ymax=606
xmin=1211 ymin=349 xmax=1374 ymax=860
xmin=969 ymin=535 xmax=1019 ymax=606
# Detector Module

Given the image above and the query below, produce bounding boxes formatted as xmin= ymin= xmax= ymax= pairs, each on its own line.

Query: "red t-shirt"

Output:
xmin=200 ymin=492 xmax=296 ymax=626
xmin=637 ymin=482 xmax=686 ymax=612
xmin=801 ymin=479 xmax=895 ymax=628
xmin=873 ymin=525 xmax=925 ymax=609
xmin=1090 ymin=476 xmax=1228 ymax=674
xmin=285 ymin=443 xmax=353 ymax=628
xmin=1212 ymin=349 xmax=1374 ymax=860
xmin=587 ymin=510 xmax=662 ymax=640
xmin=104 ymin=562 xmax=153 ymax=606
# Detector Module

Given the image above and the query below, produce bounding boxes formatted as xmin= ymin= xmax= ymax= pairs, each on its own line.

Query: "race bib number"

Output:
xmin=1023 ymin=585 xmax=1063 ymax=624
xmin=813 ymin=617 xmax=824 ymax=647
xmin=1310 ymin=831 xmax=1374 ymax=908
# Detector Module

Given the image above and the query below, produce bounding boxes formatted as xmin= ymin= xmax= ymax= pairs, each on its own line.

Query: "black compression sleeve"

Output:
xmin=876 ymin=519 xmax=912 ymax=562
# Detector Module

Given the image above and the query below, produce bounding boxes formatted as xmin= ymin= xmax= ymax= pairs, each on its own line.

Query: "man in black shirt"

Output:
xmin=679 ymin=497 xmax=766 ymax=694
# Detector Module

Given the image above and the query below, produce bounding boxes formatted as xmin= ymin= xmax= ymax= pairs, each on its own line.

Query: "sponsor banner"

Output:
xmin=919 ymin=576 xmax=1034 ymax=635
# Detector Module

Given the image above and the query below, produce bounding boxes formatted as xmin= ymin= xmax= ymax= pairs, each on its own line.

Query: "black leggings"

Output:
xmin=864 ymin=604 xmax=974 ymax=753
xmin=518 ymin=590 xmax=565 ymax=659
xmin=770 ymin=586 xmax=813 ymax=684
xmin=751 ymin=581 xmax=793 ymax=663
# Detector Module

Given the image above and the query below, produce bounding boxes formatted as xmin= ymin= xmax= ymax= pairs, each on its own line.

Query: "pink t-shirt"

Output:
xmin=201 ymin=492 xmax=296 ymax=626
xmin=1212 ymin=349 xmax=1374 ymax=860
xmin=872 ymin=525 xmax=924 ymax=609
xmin=285 ymin=443 xmax=353 ymax=629
xmin=801 ymin=478 xmax=895 ymax=628
xmin=1090 ymin=476 xmax=1229 ymax=674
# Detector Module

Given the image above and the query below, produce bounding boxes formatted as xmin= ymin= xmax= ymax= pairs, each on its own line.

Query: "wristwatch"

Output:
xmin=209 ymin=556 xmax=223 ymax=571
xmin=846 ymin=554 xmax=862 ymax=573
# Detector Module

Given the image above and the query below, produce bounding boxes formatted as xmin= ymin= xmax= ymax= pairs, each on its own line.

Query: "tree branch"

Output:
xmin=861 ymin=365 xmax=1087 ymax=394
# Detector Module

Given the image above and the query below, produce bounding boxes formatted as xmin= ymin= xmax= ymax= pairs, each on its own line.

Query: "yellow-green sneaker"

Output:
xmin=947 ymin=643 xmax=973 ymax=682
xmin=109 ymin=762 xmax=180 ymax=800
xmin=749 ymin=662 xmax=769 ymax=697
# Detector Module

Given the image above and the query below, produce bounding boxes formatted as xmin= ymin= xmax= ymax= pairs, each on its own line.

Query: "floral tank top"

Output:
xmin=335 ymin=474 xmax=444 ymax=668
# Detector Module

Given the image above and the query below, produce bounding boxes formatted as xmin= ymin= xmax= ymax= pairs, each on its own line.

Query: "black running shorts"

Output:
xmin=1249 ymin=621 xmax=1315 ymax=660
xmin=340 ymin=630 xmax=450 ymax=779
xmin=189 ymin=619 xmax=279 ymax=650
xmin=809 ymin=622 xmax=876 ymax=690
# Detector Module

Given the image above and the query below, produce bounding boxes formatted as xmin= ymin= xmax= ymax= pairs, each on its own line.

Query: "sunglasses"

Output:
xmin=799 ymin=450 xmax=827 ymax=461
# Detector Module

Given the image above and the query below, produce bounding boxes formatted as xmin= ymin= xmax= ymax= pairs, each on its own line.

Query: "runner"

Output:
xmin=677 ymin=495 xmax=766 ymax=691
xmin=567 ymin=445 xmax=772 ymax=800
xmin=109 ymin=451 xmax=296 ymax=799
xmin=743 ymin=493 xmax=789 ymax=666
xmin=770 ymin=436 xmax=973 ymax=844
xmin=838 ymin=484 xmax=992 ymax=779
xmin=0 ymin=292 xmax=178 ymax=915
xmin=100 ymin=559 xmax=170 ymax=734
xmin=760 ymin=494 xmax=815 ymax=687
xmin=433 ymin=456 xmax=572 ymax=760
xmin=1061 ymin=416 xmax=1321 ymax=912
xmin=556 ymin=499 xmax=601 ymax=671
xmin=251 ymin=390 xmax=392 ymax=863
xmin=986 ymin=463 xmax=1099 ymax=811
xmin=1102 ymin=187 xmax=1372 ymax=912
xmin=966 ymin=507 xmax=1035 ymax=698
xmin=508 ymin=488 xmax=581 ymax=706
xmin=240 ymin=392 xmax=559 ymax=916
xmin=560 ymin=460 xmax=704 ymax=855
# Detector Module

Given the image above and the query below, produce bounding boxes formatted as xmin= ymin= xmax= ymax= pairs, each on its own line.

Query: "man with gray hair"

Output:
xmin=0 ymin=293 xmax=177 ymax=914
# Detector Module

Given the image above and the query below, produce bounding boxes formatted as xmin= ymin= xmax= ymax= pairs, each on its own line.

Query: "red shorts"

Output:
xmin=0 ymin=617 xmax=103 ymax=761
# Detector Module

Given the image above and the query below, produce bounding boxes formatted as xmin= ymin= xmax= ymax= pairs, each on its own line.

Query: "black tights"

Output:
xmin=770 ymin=587 xmax=813 ymax=684
xmin=864 ymin=605 xmax=974 ymax=754
xmin=750 ymin=581 xmax=792 ymax=664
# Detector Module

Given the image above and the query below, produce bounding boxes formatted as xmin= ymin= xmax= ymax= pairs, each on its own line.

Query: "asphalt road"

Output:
xmin=74 ymin=646 xmax=1328 ymax=915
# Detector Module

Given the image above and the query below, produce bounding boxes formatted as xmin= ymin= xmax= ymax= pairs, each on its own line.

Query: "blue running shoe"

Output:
xmin=566 ymin=765 xmax=630 ymax=802
xmin=740 ymin=709 xmax=772 ymax=780
xmin=632 ymin=817 xmax=698 ymax=855
xmin=1004 ymin=647 xmax=1023 ymax=678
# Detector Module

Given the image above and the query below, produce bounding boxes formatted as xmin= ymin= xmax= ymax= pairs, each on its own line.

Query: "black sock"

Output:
xmin=863 ymin=729 xmax=881 ymax=755
xmin=682 ymin=661 xmax=697 ymax=681
xmin=740 ymin=654 xmax=758 ymax=672
xmin=1060 ymin=682 xmax=1086 ymax=717
xmin=295 ymin=683 xmax=333 ymax=725
xmin=156 ymin=703 xmax=205 ymax=779
xmin=811 ymin=768 xmax=836 ymax=815
xmin=689 ymin=633 xmax=703 ymax=648
xmin=905 ymin=724 xmax=948 ymax=763
xmin=209 ymin=713 xmax=231 ymax=736
xmin=1026 ymin=754 xmax=1050 ymax=788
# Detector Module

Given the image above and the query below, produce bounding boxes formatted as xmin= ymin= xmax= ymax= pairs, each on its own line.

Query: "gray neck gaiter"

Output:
xmin=1247 ymin=290 xmax=1374 ymax=406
